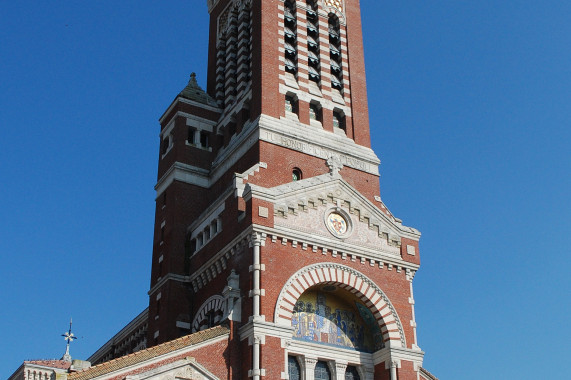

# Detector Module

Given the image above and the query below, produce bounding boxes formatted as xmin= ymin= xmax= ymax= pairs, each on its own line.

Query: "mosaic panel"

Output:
xmin=291 ymin=290 xmax=384 ymax=352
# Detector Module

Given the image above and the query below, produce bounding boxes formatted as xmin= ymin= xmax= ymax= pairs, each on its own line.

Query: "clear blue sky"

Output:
xmin=1 ymin=1 xmax=569 ymax=379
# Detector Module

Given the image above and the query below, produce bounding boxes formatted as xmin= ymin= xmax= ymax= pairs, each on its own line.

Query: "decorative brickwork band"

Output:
xmin=274 ymin=262 xmax=406 ymax=347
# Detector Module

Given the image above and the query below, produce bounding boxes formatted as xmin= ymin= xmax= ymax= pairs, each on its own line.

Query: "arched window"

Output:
xmin=345 ymin=366 xmax=361 ymax=380
xmin=333 ymin=110 xmax=345 ymax=131
xmin=315 ymin=361 xmax=331 ymax=380
xmin=292 ymin=168 xmax=302 ymax=181
xmin=285 ymin=94 xmax=299 ymax=116
xmin=288 ymin=356 xmax=301 ymax=380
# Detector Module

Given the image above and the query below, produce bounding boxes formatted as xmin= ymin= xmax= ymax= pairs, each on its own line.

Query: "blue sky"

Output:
xmin=1 ymin=1 xmax=569 ymax=379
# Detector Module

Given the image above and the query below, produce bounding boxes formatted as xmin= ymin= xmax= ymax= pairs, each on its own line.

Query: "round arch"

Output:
xmin=192 ymin=295 xmax=226 ymax=332
xmin=274 ymin=262 xmax=406 ymax=348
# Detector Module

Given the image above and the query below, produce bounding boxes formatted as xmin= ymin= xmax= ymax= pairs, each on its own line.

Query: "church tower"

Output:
xmin=148 ymin=1 xmax=427 ymax=379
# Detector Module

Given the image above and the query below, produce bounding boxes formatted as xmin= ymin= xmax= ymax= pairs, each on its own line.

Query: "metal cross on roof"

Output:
xmin=61 ymin=318 xmax=77 ymax=362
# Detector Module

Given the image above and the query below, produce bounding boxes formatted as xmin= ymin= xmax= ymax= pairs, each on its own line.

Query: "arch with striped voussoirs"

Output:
xmin=192 ymin=295 xmax=226 ymax=333
xmin=274 ymin=262 xmax=406 ymax=348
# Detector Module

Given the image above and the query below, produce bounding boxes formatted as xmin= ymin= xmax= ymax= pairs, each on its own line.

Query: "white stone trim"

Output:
xmin=148 ymin=273 xmax=190 ymax=296
xmin=258 ymin=114 xmax=379 ymax=175
xmin=155 ymin=162 xmax=210 ymax=195
xmin=159 ymin=95 xmax=222 ymax=124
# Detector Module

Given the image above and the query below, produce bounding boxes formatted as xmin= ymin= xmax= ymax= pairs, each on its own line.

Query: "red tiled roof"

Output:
xmin=24 ymin=360 xmax=72 ymax=370
xmin=68 ymin=325 xmax=229 ymax=380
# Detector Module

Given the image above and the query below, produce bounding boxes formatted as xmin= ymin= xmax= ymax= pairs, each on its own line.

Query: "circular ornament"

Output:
xmin=324 ymin=208 xmax=352 ymax=238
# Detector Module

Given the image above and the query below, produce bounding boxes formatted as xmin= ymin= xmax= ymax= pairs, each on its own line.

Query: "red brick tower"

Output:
xmin=148 ymin=1 xmax=427 ymax=379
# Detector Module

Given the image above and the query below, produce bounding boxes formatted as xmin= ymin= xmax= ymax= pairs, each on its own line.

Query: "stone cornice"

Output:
xmin=372 ymin=346 xmax=425 ymax=369
xmin=255 ymin=225 xmax=419 ymax=272
xmin=159 ymin=96 xmax=222 ymax=125
xmin=238 ymin=320 xmax=294 ymax=342
xmin=155 ymin=162 xmax=210 ymax=194
xmin=258 ymin=114 xmax=380 ymax=175
xmin=148 ymin=274 xmax=190 ymax=296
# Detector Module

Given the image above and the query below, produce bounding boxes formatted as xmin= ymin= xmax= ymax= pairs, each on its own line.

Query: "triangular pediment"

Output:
xmin=246 ymin=173 xmax=420 ymax=257
xmin=131 ymin=358 xmax=219 ymax=380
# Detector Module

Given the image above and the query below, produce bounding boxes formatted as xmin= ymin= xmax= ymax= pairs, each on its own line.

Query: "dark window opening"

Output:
xmin=285 ymin=58 xmax=297 ymax=74
xmin=161 ymin=138 xmax=169 ymax=155
xmin=310 ymin=103 xmax=322 ymax=122
xmin=331 ymin=76 xmax=343 ymax=90
xmin=284 ymin=0 xmax=297 ymax=75
xmin=160 ymin=226 xmax=165 ymax=242
xmin=329 ymin=14 xmax=343 ymax=91
xmin=200 ymin=131 xmax=209 ymax=148
xmin=228 ymin=122 xmax=237 ymax=137
xmin=285 ymin=95 xmax=298 ymax=114
xmin=187 ymin=127 xmax=196 ymax=144
xmin=288 ymin=356 xmax=301 ymax=380
xmin=333 ymin=110 xmax=345 ymax=131
xmin=292 ymin=168 xmax=302 ymax=181
xmin=345 ymin=366 xmax=361 ymax=380
xmin=308 ymin=66 xmax=320 ymax=82
xmin=242 ymin=107 xmax=251 ymax=123
xmin=315 ymin=361 xmax=331 ymax=380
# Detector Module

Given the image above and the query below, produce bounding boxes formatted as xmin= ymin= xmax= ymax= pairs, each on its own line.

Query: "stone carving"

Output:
xmin=326 ymin=155 xmax=344 ymax=176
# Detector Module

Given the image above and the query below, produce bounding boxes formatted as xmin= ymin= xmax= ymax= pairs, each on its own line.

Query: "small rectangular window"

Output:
xmin=285 ymin=96 xmax=294 ymax=113
xmin=200 ymin=131 xmax=209 ymax=148
xmin=161 ymin=138 xmax=169 ymax=155
xmin=188 ymin=127 xmax=195 ymax=144
xmin=310 ymin=103 xmax=321 ymax=122
xmin=333 ymin=111 xmax=345 ymax=131
xmin=285 ymin=95 xmax=298 ymax=115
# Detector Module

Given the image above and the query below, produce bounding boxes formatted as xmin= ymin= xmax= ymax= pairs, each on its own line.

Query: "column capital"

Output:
xmin=249 ymin=232 xmax=266 ymax=247
xmin=304 ymin=356 xmax=318 ymax=369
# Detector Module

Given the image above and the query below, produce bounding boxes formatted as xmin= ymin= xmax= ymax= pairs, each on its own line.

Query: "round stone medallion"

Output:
xmin=325 ymin=209 xmax=352 ymax=238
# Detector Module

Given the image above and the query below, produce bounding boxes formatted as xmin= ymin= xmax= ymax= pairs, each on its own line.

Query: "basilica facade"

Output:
xmin=10 ymin=1 xmax=436 ymax=379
